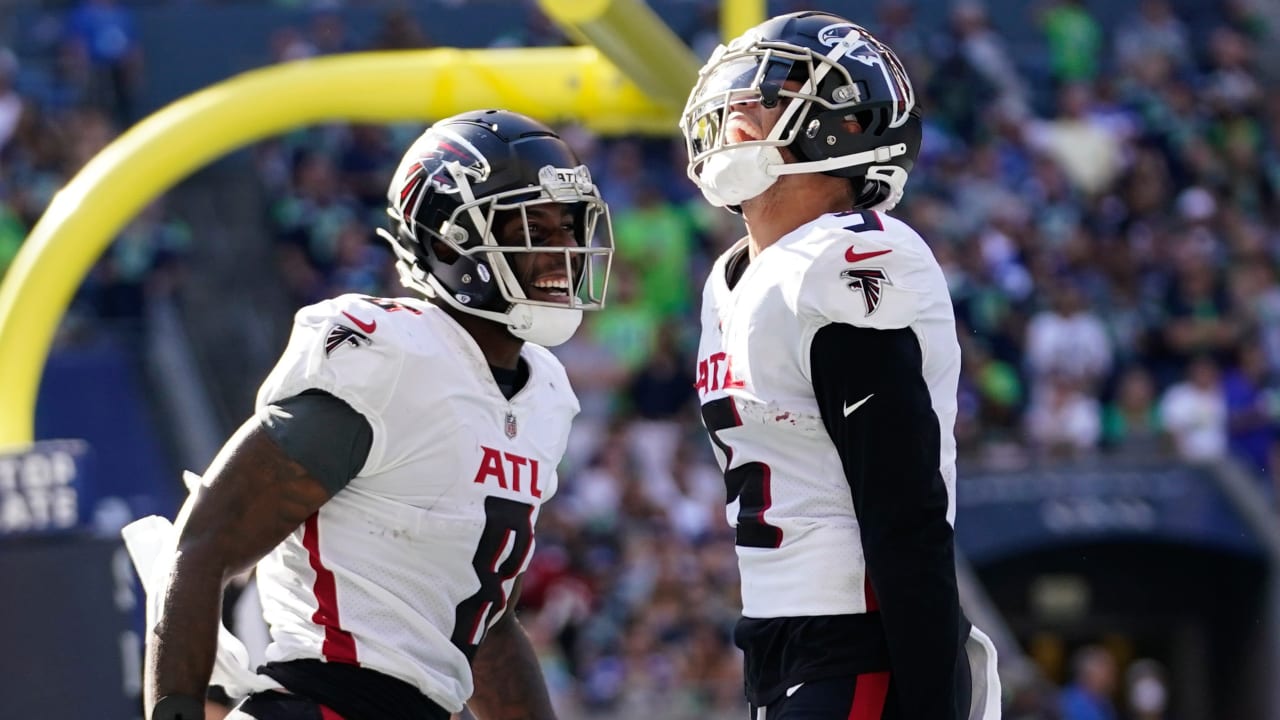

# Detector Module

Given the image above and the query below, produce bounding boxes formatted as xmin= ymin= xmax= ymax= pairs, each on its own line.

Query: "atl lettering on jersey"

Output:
xmin=694 ymin=350 xmax=745 ymax=398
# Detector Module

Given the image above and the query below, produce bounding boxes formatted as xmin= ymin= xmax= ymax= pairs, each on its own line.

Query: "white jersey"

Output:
xmin=252 ymin=294 xmax=577 ymax=713
xmin=695 ymin=211 xmax=961 ymax=618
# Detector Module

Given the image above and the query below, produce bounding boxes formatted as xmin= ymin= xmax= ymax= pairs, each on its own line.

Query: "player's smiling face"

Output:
xmin=495 ymin=202 xmax=581 ymax=305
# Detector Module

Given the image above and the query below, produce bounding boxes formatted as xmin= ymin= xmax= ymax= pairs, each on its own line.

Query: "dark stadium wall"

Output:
xmin=0 ymin=535 xmax=140 ymax=718
xmin=975 ymin=540 xmax=1268 ymax=719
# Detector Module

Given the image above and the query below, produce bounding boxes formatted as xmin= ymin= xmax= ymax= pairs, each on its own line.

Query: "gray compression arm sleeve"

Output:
xmin=257 ymin=389 xmax=373 ymax=496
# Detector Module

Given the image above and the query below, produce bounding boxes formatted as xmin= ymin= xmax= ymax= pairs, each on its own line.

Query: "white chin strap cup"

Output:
xmin=508 ymin=303 xmax=583 ymax=347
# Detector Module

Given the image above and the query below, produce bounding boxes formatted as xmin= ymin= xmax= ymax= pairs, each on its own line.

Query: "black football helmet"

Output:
xmin=680 ymin=11 xmax=922 ymax=210
xmin=381 ymin=109 xmax=613 ymax=345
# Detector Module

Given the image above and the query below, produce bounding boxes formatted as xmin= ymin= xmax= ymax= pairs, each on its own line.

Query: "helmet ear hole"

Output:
xmin=857 ymin=108 xmax=888 ymax=135
xmin=431 ymin=239 xmax=460 ymax=264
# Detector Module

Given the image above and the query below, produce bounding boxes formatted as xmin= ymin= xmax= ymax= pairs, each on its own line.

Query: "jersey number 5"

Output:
xmin=451 ymin=496 xmax=534 ymax=658
xmin=701 ymin=397 xmax=783 ymax=549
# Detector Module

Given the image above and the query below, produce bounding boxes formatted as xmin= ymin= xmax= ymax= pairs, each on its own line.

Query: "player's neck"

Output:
xmin=439 ymin=302 xmax=524 ymax=370
xmin=742 ymin=177 xmax=852 ymax=258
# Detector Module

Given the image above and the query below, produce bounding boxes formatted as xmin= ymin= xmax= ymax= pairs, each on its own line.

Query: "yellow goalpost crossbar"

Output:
xmin=0 ymin=46 xmax=672 ymax=447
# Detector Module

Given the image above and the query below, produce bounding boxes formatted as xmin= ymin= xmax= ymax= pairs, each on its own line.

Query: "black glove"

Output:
xmin=152 ymin=694 xmax=205 ymax=720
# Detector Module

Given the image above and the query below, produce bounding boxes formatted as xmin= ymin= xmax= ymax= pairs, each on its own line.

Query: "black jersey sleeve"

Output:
xmin=258 ymin=389 xmax=373 ymax=496
xmin=809 ymin=321 xmax=963 ymax=718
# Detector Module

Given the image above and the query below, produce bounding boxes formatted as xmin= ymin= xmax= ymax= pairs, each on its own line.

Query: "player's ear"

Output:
xmin=431 ymin=240 xmax=459 ymax=263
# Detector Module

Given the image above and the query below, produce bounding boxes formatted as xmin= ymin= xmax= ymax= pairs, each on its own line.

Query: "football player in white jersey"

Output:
xmin=140 ymin=110 xmax=613 ymax=720
xmin=680 ymin=12 xmax=1000 ymax=720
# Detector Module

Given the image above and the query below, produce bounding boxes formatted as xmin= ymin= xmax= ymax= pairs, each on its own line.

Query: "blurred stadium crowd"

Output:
xmin=3 ymin=1 xmax=1280 ymax=718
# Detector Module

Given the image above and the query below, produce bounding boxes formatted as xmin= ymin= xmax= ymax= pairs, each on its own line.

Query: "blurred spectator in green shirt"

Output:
xmin=1041 ymin=0 xmax=1103 ymax=83
xmin=611 ymin=178 xmax=696 ymax=319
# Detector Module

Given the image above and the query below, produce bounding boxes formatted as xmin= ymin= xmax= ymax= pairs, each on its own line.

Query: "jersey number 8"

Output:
xmin=451 ymin=496 xmax=535 ymax=658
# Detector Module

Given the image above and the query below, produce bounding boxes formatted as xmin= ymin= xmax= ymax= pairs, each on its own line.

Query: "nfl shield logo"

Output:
xmin=504 ymin=412 xmax=518 ymax=439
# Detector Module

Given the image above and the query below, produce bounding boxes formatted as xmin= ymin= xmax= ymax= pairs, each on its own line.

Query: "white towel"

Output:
xmin=966 ymin=625 xmax=1003 ymax=719
xmin=120 ymin=471 xmax=282 ymax=700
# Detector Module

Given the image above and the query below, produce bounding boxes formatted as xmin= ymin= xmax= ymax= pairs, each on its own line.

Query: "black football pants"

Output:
xmin=747 ymin=659 xmax=971 ymax=720
xmin=226 ymin=691 xmax=347 ymax=720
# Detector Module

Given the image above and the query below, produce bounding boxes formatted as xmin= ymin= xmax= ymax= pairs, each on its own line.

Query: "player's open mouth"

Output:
xmin=528 ymin=274 xmax=573 ymax=303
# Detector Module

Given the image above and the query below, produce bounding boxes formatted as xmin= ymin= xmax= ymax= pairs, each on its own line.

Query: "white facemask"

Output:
xmin=696 ymin=143 xmax=784 ymax=207
xmin=507 ymin=303 xmax=583 ymax=347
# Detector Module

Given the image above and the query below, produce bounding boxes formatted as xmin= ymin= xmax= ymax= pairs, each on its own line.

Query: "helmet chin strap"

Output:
xmin=382 ymin=198 xmax=586 ymax=348
xmin=420 ymin=270 xmax=582 ymax=347
xmin=695 ymin=140 xmax=908 ymax=208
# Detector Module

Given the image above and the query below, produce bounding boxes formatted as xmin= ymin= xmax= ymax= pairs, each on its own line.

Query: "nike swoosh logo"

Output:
xmin=786 ymin=683 xmax=804 ymax=697
xmin=845 ymin=247 xmax=892 ymax=263
xmin=341 ymin=311 xmax=377 ymax=334
xmin=843 ymin=393 xmax=874 ymax=417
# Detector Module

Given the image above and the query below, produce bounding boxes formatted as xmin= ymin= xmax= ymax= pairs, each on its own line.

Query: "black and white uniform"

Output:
xmin=694 ymin=211 xmax=1000 ymax=719
xmin=126 ymin=293 xmax=579 ymax=720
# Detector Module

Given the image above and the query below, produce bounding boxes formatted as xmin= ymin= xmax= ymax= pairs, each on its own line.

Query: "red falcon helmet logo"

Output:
xmin=398 ymin=133 xmax=490 ymax=220
xmin=840 ymin=267 xmax=890 ymax=315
